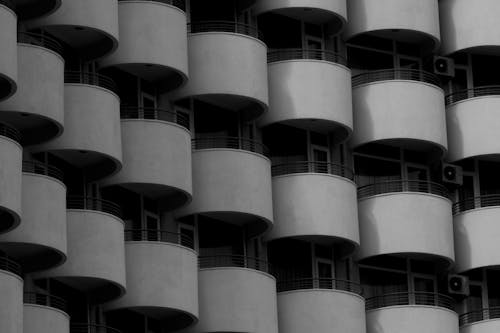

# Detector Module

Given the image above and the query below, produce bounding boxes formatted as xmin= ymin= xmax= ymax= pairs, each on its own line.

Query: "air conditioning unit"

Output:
xmin=448 ymin=275 xmax=469 ymax=296
xmin=433 ymin=56 xmax=455 ymax=77
xmin=442 ymin=164 xmax=463 ymax=186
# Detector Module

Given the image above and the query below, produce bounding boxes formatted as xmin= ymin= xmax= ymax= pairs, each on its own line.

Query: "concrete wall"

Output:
xmin=0 ymin=4 xmax=17 ymax=101
xmin=23 ymin=304 xmax=69 ymax=333
xmin=0 ymin=136 xmax=22 ymax=234
xmin=0 ymin=270 xmax=22 ymax=333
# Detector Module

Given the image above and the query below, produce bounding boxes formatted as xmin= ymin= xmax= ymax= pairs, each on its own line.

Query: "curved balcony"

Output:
xmin=174 ymin=137 xmax=273 ymax=236
xmin=170 ymin=22 xmax=268 ymax=121
xmin=100 ymin=0 xmax=188 ymax=90
xmin=260 ymin=49 xmax=352 ymax=140
xmin=100 ymin=107 xmax=192 ymax=210
xmin=267 ymin=162 xmax=359 ymax=255
xmin=357 ymin=180 xmax=454 ymax=266
xmin=460 ymin=308 xmax=500 ymax=332
xmin=31 ymin=72 xmax=122 ymax=180
xmin=445 ymin=86 xmax=500 ymax=161
xmin=0 ymin=33 xmax=64 ymax=145
xmin=345 ymin=0 xmax=440 ymax=51
xmin=0 ymin=256 xmax=22 ymax=333
xmin=351 ymin=69 xmax=447 ymax=155
xmin=24 ymin=293 xmax=69 ymax=333
xmin=71 ymin=324 xmax=121 ymax=333
xmin=12 ymin=0 xmax=61 ymax=19
xmin=35 ymin=196 xmax=126 ymax=302
xmin=254 ymin=0 xmax=347 ymax=32
xmin=366 ymin=292 xmax=458 ymax=333
xmin=0 ymin=161 xmax=66 ymax=272
xmin=0 ymin=2 xmax=17 ymax=101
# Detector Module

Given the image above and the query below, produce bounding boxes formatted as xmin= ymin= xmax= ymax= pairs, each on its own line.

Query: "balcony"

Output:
xmin=174 ymin=137 xmax=273 ymax=236
xmin=460 ymin=308 xmax=500 ymax=332
xmin=357 ymin=180 xmax=455 ymax=266
xmin=366 ymin=292 xmax=458 ymax=333
xmin=0 ymin=161 xmax=66 ymax=272
xmin=0 ymin=1 xmax=17 ymax=101
xmin=100 ymin=107 xmax=192 ymax=210
xmin=12 ymin=0 xmax=61 ymax=19
xmin=23 ymin=293 xmax=69 ymax=333
xmin=104 ymin=229 xmax=198 ymax=331
xmin=70 ymin=324 xmax=121 ymax=333
xmin=0 ymin=33 xmax=64 ymax=145
xmin=446 ymin=87 xmax=500 ymax=161
xmin=170 ymin=21 xmax=268 ymax=121
xmin=0 ymin=256 xmax=22 ymax=333
xmin=100 ymin=0 xmax=188 ymax=90
xmin=25 ymin=0 xmax=119 ymax=59
xmin=31 ymin=72 xmax=122 ymax=180
xmin=345 ymin=0 xmax=440 ymax=51
xmin=351 ymin=69 xmax=447 ymax=155
xmin=268 ymin=162 xmax=359 ymax=255
xmin=35 ymin=196 xmax=126 ymax=302
xmin=260 ymin=49 xmax=352 ymax=140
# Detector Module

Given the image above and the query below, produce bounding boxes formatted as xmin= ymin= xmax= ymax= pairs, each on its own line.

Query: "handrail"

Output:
xmin=70 ymin=323 xmax=122 ymax=333
xmin=188 ymin=21 xmax=262 ymax=40
xmin=0 ymin=0 xmax=14 ymax=10
xmin=66 ymin=196 xmax=122 ymax=219
xmin=64 ymin=71 xmax=117 ymax=93
xmin=271 ymin=161 xmax=354 ymax=180
xmin=120 ymin=106 xmax=190 ymax=130
xmin=199 ymin=255 xmax=272 ymax=274
xmin=124 ymin=229 xmax=194 ymax=249
xmin=352 ymin=68 xmax=441 ymax=88
xmin=276 ymin=277 xmax=363 ymax=295
xmin=357 ymin=180 xmax=450 ymax=200
xmin=268 ymin=48 xmax=347 ymax=66
xmin=445 ymin=85 xmax=500 ymax=105
xmin=24 ymin=292 xmax=67 ymax=313
xmin=0 ymin=255 xmax=21 ymax=276
xmin=459 ymin=307 xmax=500 ymax=326
xmin=365 ymin=292 xmax=455 ymax=311
xmin=22 ymin=161 xmax=64 ymax=182
xmin=0 ymin=122 xmax=21 ymax=143
xmin=17 ymin=32 xmax=64 ymax=55
xmin=192 ymin=136 xmax=270 ymax=157
xmin=453 ymin=194 xmax=500 ymax=215
xmin=118 ymin=0 xmax=185 ymax=11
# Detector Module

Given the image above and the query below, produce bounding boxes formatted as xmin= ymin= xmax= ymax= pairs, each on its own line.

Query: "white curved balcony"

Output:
xmin=0 ymin=2 xmax=17 ymax=101
xmin=100 ymin=0 xmax=188 ymax=90
xmin=460 ymin=308 xmax=500 ymax=333
xmin=23 ymin=293 xmax=69 ymax=333
xmin=12 ymin=0 xmax=61 ymax=19
xmin=0 ymin=258 xmax=22 ymax=333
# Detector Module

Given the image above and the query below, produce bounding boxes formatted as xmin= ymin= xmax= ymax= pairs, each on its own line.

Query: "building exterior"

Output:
xmin=0 ymin=0 xmax=498 ymax=332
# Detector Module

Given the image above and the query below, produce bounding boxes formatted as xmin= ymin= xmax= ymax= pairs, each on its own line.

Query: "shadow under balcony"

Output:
xmin=12 ymin=0 xmax=61 ymax=19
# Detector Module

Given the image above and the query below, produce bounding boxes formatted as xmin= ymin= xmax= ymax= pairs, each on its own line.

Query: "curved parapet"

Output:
xmin=460 ymin=309 xmax=500 ymax=333
xmin=23 ymin=293 xmax=69 ymax=333
xmin=0 ymin=3 xmax=17 ymax=101
xmin=0 ymin=265 xmax=22 ymax=333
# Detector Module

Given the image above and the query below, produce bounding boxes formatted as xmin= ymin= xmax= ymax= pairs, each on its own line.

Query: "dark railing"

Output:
xmin=460 ymin=307 xmax=500 ymax=326
xmin=64 ymin=71 xmax=117 ymax=93
xmin=118 ymin=0 xmax=185 ymax=11
xmin=192 ymin=136 xmax=269 ymax=157
xmin=0 ymin=122 xmax=21 ymax=143
xmin=277 ymin=277 xmax=363 ymax=295
xmin=357 ymin=180 xmax=450 ymax=200
xmin=365 ymin=292 xmax=455 ymax=311
xmin=22 ymin=161 xmax=64 ymax=182
xmin=71 ymin=324 xmax=122 ymax=333
xmin=188 ymin=21 xmax=262 ymax=39
xmin=125 ymin=229 xmax=194 ymax=249
xmin=445 ymin=85 xmax=500 ymax=105
xmin=66 ymin=196 xmax=122 ymax=219
xmin=271 ymin=161 xmax=354 ymax=180
xmin=352 ymin=69 xmax=441 ymax=88
xmin=0 ymin=255 xmax=21 ymax=276
xmin=268 ymin=48 xmax=347 ymax=66
xmin=199 ymin=255 xmax=272 ymax=274
xmin=18 ymin=32 xmax=64 ymax=55
xmin=453 ymin=194 xmax=500 ymax=215
xmin=120 ymin=107 xmax=190 ymax=130
xmin=24 ymin=292 xmax=67 ymax=313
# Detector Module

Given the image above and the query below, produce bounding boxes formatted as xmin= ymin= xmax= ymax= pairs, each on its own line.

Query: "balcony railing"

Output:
xmin=199 ymin=255 xmax=272 ymax=275
xmin=192 ymin=136 xmax=270 ymax=157
xmin=452 ymin=194 xmax=500 ymax=215
xmin=352 ymin=69 xmax=441 ymax=88
xmin=267 ymin=48 xmax=347 ymax=66
xmin=22 ymin=161 xmax=64 ymax=182
xmin=357 ymin=180 xmax=450 ymax=200
xmin=445 ymin=85 xmax=500 ymax=105
xmin=0 ymin=122 xmax=21 ymax=143
xmin=0 ymin=255 xmax=21 ymax=276
xmin=271 ymin=161 xmax=354 ymax=180
xmin=17 ymin=32 xmax=64 ymax=55
xmin=460 ymin=307 xmax=500 ymax=326
xmin=117 ymin=0 xmax=185 ymax=11
xmin=64 ymin=71 xmax=118 ymax=94
xmin=24 ymin=292 xmax=67 ymax=313
xmin=276 ymin=277 xmax=363 ymax=295
xmin=365 ymin=292 xmax=455 ymax=311
xmin=70 ymin=324 xmax=122 ymax=333
xmin=0 ymin=0 xmax=14 ymax=10
xmin=66 ymin=196 xmax=122 ymax=219
xmin=188 ymin=21 xmax=262 ymax=40
xmin=125 ymin=229 xmax=194 ymax=249
xmin=120 ymin=107 xmax=190 ymax=130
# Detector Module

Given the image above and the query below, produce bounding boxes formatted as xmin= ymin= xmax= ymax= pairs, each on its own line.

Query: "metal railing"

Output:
xmin=125 ymin=229 xmax=194 ymax=249
xmin=0 ymin=122 xmax=21 ymax=143
xmin=66 ymin=196 xmax=122 ymax=219
xmin=118 ymin=0 xmax=185 ymax=11
xmin=22 ymin=161 xmax=64 ymax=182
xmin=357 ymin=180 xmax=450 ymax=200
xmin=24 ymin=292 xmax=67 ymax=313
xmin=271 ymin=161 xmax=354 ymax=180
xmin=0 ymin=255 xmax=21 ymax=276
xmin=277 ymin=277 xmax=363 ymax=295
xmin=188 ymin=21 xmax=262 ymax=39
xmin=445 ymin=85 xmax=500 ymax=105
xmin=71 ymin=324 xmax=122 ymax=333
xmin=17 ymin=32 xmax=64 ymax=55
xmin=64 ymin=71 xmax=117 ymax=93
xmin=460 ymin=307 xmax=500 ymax=326
xmin=120 ymin=107 xmax=190 ymax=130
xmin=452 ymin=194 xmax=500 ymax=215
xmin=268 ymin=48 xmax=347 ymax=66
xmin=199 ymin=255 xmax=272 ymax=274
xmin=365 ymin=292 xmax=455 ymax=311
xmin=352 ymin=69 xmax=441 ymax=88
xmin=192 ymin=136 xmax=269 ymax=157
